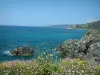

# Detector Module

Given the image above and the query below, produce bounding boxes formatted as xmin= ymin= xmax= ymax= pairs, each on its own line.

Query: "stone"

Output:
xmin=10 ymin=46 xmax=34 ymax=56
xmin=56 ymin=29 xmax=100 ymax=63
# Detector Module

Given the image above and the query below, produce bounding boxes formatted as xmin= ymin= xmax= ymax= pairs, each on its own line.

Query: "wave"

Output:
xmin=46 ymin=48 xmax=60 ymax=54
xmin=52 ymin=48 xmax=56 ymax=51
xmin=3 ymin=51 xmax=12 ymax=56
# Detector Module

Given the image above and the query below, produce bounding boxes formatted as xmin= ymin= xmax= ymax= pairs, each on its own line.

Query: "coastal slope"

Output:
xmin=57 ymin=21 xmax=100 ymax=63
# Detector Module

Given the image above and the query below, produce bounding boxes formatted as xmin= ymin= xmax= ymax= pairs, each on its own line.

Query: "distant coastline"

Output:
xmin=65 ymin=28 xmax=88 ymax=30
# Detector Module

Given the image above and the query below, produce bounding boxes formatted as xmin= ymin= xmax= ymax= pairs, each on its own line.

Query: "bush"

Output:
xmin=0 ymin=56 xmax=100 ymax=75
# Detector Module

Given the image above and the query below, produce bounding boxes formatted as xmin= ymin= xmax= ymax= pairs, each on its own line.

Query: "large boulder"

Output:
xmin=57 ymin=29 xmax=100 ymax=63
xmin=56 ymin=39 xmax=79 ymax=58
xmin=86 ymin=42 xmax=100 ymax=62
xmin=10 ymin=46 xmax=34 ymax=56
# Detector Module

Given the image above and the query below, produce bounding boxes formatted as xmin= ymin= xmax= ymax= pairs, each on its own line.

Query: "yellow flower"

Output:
xmin=81 ymin=70 xmax=85 ymax=73
xmin=50 ymin=54 xmax=53 ymax=56
xmin=43 ymin=52 xmax=46 ymax=54
xmin=34 ymin=60 xmax=36 ymax=62
xmin=38 ymin=56 xmax=40 ymax=59
xmin=77 ymin=61 xmax=82 ymax=64
xmin=95 ymin=66 xmax=100 ymax=70
xmin=40 ymin=69 xmax=42 ymax=71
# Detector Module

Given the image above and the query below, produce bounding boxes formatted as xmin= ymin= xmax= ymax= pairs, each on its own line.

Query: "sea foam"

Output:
xmin=3 ymin=51 xmax=12 ymax=56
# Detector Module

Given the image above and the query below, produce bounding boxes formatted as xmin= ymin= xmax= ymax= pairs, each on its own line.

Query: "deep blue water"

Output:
xmin=0 ymin=26 xmax=87 ymax=61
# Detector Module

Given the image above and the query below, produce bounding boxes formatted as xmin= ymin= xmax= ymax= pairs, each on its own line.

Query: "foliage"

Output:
xmin=0 ymin=45 xmax=100 ymax=75
xmin=0 ymin=54 xmax=100 ymax=75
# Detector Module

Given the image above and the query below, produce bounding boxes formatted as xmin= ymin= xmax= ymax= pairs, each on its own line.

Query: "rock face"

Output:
xmin=10 ymin=46 xmax=34 ymax=56
xmin=56 ymin=29 xmax=100 ymax=63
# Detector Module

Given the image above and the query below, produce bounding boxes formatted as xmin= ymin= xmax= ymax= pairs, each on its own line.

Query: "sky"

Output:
xmin=0 ymin=0 xmax=100 ymax=26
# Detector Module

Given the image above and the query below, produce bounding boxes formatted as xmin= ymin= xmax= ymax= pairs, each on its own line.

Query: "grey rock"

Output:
xmin=56 ymin=29 xmax=100 ymax=63
xmin=10 ymin=46 xmax=34 ymax=56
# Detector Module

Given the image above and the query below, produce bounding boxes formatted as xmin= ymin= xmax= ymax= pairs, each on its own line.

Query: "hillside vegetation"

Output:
xmin=0 ymin=55 xmax=100 ymax=75
xmin=70 ymin=21 xmax=100 ymax=29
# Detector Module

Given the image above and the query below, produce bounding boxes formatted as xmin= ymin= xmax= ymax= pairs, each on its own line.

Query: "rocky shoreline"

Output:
xmin=56 ymin=29 xmax=100 ymax=63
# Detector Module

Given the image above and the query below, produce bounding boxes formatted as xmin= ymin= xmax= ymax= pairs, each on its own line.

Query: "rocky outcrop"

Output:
xmin=10 ymin=46 xmax=34 ymax=56
xmin=56 ymin=29 xmax=100 ymax=63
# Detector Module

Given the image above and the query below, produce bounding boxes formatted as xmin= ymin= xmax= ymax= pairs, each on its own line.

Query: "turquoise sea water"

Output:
xmin=0 ymin=26 xmax=87 ymax=61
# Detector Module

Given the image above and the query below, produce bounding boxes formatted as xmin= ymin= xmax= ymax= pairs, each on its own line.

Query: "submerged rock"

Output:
xmin=57 ymin=29 xmax=100 ymax=63
xmin=10 ymin=46 xmax=34 ymax=56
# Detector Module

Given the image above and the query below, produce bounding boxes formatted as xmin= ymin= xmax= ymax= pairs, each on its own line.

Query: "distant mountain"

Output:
xmin=70 ymin=20 xmax=100 ymax=29
xmin=70 ymin=24 xmax=88 ymax=29
xmin=47 ymin=20 xmax=100 ymax=29
xmin=87 ymin=21 xmax=100 ymax=29
xmin=48 ymin=24 xmax=70 ymax=29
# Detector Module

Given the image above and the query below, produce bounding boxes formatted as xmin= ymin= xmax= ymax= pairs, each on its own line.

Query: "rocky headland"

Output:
xmin=56 ymin=29 xmax=100 ymax=63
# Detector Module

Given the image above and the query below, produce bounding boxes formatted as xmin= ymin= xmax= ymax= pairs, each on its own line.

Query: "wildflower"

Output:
xmin=60 ymin=58 xmax=62 ymax=62
xmin=46 ymin=56 xmax=48 ymax=59
xmin=81 ymin=70 xmax=84 ymax=73
xmin=50 ymin=54 xmax=53 ymax=56
xmin=38 ymin=56 xmax=40 ymax=59
xmin=43 ymin=52 xmax=46 ymax=54
xmin=95 ymin=66 xmax=100 ymax=70
xmin=40 ymin=69 xmax=42 ymax=71
xmin=34 ymin=60 xmax=36 ymax=62
xmin=62 ymin=73 xmax=64 ymax=74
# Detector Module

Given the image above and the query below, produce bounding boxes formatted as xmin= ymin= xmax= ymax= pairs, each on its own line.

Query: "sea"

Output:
xmin=0 ymin=26 xmax=87 ymax=61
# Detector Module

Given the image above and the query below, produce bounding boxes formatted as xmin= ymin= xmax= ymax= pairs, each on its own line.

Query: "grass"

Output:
xmin=0 ymin=52 xmax=100 ymax=75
